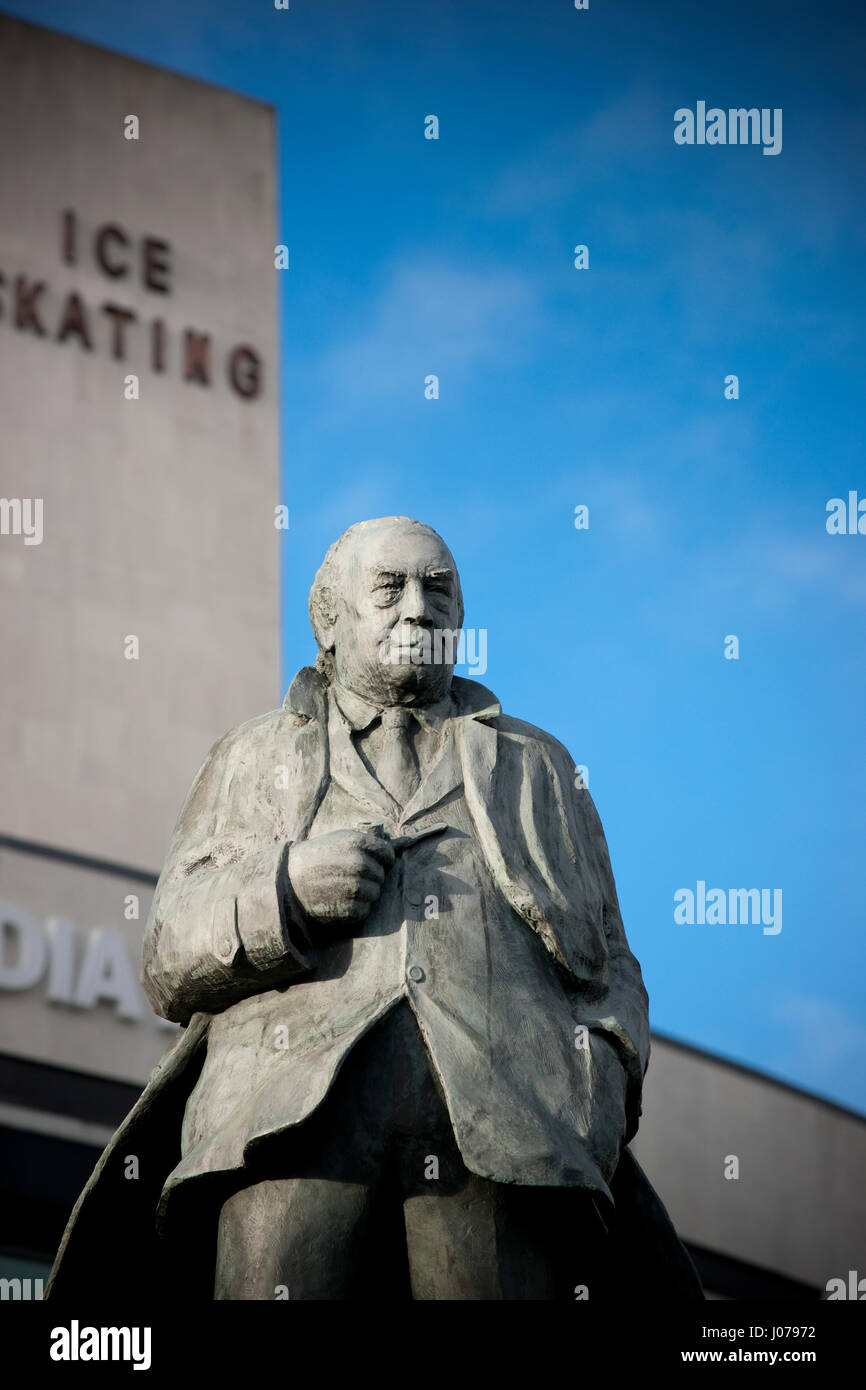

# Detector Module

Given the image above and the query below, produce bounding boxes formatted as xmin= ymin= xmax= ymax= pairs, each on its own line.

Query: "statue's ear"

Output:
xmin=315 ymin=584 xmax=339 ymax=652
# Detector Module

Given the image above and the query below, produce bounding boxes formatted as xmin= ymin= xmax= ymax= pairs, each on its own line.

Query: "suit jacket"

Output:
xmin=141 ymin=666 xmax=650 ymax=1210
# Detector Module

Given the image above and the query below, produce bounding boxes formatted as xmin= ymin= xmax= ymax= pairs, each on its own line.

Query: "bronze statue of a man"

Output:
xmin=48 ymin=516 xmax=701 ymax=1300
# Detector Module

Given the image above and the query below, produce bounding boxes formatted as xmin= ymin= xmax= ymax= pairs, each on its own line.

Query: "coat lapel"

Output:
xmin=457 ymin=684 xmax=606 ymax=986
xmin=282 ymin=666 xmax=331 ymax=837
xmin=298 ymin=671 xmax=503 ymax=827
xmin=327 ymin=693 xmax=402 ymax=821
xmin=402 ymin=676 xmax=501 ymax=823
xmin=282 ymin=672 xmax=603 ymax=985
xmin=400 ymin=723 xmax=460 ymax=823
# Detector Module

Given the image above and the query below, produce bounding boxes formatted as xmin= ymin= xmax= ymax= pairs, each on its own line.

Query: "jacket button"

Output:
xmin=405 ymin=890 xmax=422 ymax=908
xmin=407 ymin=965 xmax=425 ymax=983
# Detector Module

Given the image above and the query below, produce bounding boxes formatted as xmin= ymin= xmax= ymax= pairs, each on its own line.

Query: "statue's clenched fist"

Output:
xmin=287 ymin=827 xmax=396 ymax=926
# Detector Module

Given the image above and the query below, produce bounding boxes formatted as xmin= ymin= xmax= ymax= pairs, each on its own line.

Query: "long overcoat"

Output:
xmin=46 ymin=668 xmax=702 ymax=1299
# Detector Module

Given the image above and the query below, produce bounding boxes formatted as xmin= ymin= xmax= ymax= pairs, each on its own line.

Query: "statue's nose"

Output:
xmin=396 ymin=578 xmax=432 ymax=624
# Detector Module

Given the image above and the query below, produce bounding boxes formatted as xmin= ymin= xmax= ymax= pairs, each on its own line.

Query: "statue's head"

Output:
xmin=309 ymin=516 xmax=464 ymax=706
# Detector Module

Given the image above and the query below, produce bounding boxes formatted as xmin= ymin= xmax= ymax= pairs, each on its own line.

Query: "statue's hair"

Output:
xmin=308 ymin=516 xmax=464 ymax=682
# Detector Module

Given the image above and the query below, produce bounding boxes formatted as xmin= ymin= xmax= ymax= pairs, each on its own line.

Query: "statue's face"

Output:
xmin=330 ymin=523 xmax=462 ymax=706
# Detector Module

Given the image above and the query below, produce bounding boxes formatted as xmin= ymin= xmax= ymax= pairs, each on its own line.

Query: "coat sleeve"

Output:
xmin=142 ymin=724 xmax=313 ymax=1025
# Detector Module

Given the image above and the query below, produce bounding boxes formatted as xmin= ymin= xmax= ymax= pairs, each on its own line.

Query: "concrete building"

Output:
xmin=632 ymin=1037 xmax=865 ymax=1298
xmin=0 ymin=15 xmax=862 ymax=1303
xmin=0 ymin=13 xmax=280 ymax=1286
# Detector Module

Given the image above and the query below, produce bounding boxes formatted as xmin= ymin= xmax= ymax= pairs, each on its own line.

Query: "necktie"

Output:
xmin=376 ymin=706 xmax=421 ymax=808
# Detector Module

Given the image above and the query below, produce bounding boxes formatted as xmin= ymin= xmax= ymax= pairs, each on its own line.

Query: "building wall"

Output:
xmin=0 ymin=845 xmax=167 ymax=1088
xmin=0 ymin=17 xmax=281 ymax=1285
xmin=633 ymin=1036 xmax=866 ymax=1295
xmin=0 ymin=14 xmax=280 ymax=874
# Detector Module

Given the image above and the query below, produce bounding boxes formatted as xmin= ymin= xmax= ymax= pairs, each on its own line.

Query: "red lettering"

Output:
xmin=151 ymin=318 xmax=166 ymax=372
xmin=183 ymin=330 xmax=211 ymax=385
xmin=14 ymin=277 xmax=46 ymax=335
xmin=62 ymin=209 xmax=77 ymax=266
xmin=143 ymin=237 xmax=171 ymax=294
xmin=95 ymin=224 xmax=130 ymax=279
xmin=228 ymin=344 xmax=262 ymax=400
xmin=56 ymin=292 xmax=94 ymax=350
xmin=101 ymin=303 xmax=137 ymax=359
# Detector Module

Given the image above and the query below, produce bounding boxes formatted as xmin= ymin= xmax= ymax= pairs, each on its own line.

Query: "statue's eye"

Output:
xmin=374 ymin=582 xmax=401 ymax=601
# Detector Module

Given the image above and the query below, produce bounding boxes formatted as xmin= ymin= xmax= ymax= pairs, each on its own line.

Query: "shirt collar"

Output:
xmin=331 ymin=680 xmax=456 ymax=736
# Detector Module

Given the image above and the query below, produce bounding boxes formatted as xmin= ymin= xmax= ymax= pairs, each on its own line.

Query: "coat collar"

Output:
xmin=330 ymin=680 xmax=454 ymax=737
xmin=283 ymin=665 xmax=501 ymax=727
xmin=278 ymin=666 xmax=605 ymax=986
xmin=283 ymin=666 xmax=502 ymax=827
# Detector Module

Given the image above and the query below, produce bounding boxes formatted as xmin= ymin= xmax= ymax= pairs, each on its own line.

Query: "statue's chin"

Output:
xmin=379 ymin=662 xmax=451 ymax=703
xmin=340 ymin=658 xmax=452 ymax=707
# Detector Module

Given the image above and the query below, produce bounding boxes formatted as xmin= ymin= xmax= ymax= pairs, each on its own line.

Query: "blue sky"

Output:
xmin=10 ymin=0 xmax=865 ymax=1112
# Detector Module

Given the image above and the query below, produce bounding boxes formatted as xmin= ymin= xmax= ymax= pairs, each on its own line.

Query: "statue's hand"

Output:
xmin=287 ymin=827 xmax=396 ymax=928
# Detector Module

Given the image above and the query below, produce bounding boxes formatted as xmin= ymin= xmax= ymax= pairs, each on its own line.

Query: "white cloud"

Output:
xmin=487 ymin=85 xmax=666 ymax=215
xmin=318 ymin=260 xmax=545 ymax=401
xmin=769 ymin=994 xmax=866 ymax=1098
